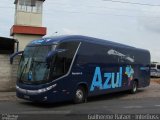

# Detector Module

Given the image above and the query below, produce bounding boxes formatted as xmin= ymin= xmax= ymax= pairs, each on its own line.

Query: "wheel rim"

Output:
xmin=76 ymin=89 xmax=83 ymax=101
xmin=133 ymin=82 xmax=137 ymax=92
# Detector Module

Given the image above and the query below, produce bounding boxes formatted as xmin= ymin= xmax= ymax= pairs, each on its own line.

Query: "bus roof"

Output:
xmin=27 ymin=35 xmax=146 ymax=51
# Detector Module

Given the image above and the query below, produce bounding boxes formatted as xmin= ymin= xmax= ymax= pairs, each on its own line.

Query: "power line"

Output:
xmin=44 ymin=9 xmax=160 ymax=19
xmin=0 ymin=2 xmax=160 ymax=13
xmin=87 ymin=5 xmax=160 ymax=13
xmin=103 ymin=0 xmax=160 ymax=6
xmin=41 ymin=1 xmax=160 ymax=14
xmin=0 ymin=2 xmax=160 ymax=19
xmin=43 ymin=3 xmax=160 ymax=14
xmin=0 ymin=6 xmax=160 ymax=19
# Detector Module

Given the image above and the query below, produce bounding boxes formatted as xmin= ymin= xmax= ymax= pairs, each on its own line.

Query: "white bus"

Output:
xmin=151 ymin=62 xmax=160 ymax=77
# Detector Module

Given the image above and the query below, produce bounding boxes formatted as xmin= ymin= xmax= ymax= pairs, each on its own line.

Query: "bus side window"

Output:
xmin=50 ymin=41 xmax=80 ymax=80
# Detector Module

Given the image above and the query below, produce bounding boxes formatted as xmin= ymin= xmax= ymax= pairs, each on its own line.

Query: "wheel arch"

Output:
xmin=133 ymin=78 xmax=139 ymax=87
xmin=76 ymin=82 xmax=89 ymax=95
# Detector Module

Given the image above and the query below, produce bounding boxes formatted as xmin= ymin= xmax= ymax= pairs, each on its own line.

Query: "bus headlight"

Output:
xmin=38 ymin=88 xmax=46 ymax=93
xmin=16 ymin=84 xmax=57 ymax=95
xmin=16 ymin=85 xmax=19 ymax=89
xmin=38 ymin=84 xmax=57 ymax=93
xmin=46 ymin=84 xmax=57 ymax=90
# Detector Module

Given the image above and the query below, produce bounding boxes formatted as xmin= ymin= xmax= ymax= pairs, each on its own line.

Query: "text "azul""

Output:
xmin=90 ymin=67 xmax=122 ymax=91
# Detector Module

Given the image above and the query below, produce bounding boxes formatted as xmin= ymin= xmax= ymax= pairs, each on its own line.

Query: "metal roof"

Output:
xmin=0 ymin=37 xmax=15 ymax=41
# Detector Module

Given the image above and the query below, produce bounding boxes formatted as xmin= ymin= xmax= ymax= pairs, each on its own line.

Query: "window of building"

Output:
xmin=36 ymin=1 xmax=42 ymax=13
xmin=17 ymin=0 xmax=42 ymax=13
xmin=0 ymin=37 xmax=15 ymax=54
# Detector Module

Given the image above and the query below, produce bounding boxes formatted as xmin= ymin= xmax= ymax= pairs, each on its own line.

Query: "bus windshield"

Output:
xmin=18 ymin=45 xmax=56 ymax=84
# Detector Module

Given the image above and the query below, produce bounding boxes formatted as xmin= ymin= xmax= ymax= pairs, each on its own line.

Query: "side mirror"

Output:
xmin=10 ymin=51 xmax=23 ymax=64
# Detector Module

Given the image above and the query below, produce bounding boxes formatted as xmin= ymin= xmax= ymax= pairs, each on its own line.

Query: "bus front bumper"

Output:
xmin=16 ymin=84 xmax=71 ymax=103
xmin=16 ymin=91 xmax=59 ymax=103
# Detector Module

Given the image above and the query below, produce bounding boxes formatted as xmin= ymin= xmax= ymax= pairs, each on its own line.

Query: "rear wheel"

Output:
xmin=130 ymin=81 xmax=138 ymax=94
xmin=74 ymin=86 xmax=86 ymax=104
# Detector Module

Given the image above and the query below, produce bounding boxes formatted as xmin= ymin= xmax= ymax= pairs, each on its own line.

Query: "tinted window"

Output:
xmin=50 ymin=41 xmax=80 ymax=80
xmin=151 ymin=64 xmax=156 ymax=68
xmin=77 ymin=42 xmax=127 ymax=66
xmin=157 ymin=65 xmax=160 ymax=69
xmin=151 ymin=69 xmax=156 ymax=72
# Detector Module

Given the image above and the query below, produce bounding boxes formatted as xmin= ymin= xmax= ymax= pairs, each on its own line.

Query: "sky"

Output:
xmin=0 ymin=0 xmax=160 ymax=61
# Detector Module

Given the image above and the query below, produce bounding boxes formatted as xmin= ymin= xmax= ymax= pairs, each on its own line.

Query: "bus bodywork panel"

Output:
xmin=73 ymin=41 xmax=150 ymax=96
xmin=16 ymin=35 xmax=150 ymax=103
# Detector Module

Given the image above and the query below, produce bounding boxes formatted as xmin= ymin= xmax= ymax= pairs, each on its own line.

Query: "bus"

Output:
xmin=11 ymin=35 xmax=150 ymax=103
xmin=150 ymin=62 xmax=160 ymax=77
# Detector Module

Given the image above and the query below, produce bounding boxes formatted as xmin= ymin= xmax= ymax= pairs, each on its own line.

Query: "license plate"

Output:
xmin=24 ymin=95 xmax=30 ymax=99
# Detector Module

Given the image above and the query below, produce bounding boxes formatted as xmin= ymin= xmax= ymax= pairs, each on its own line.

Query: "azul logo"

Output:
xmin=90 ymin=67 xmax=122 ymax=91
xmin=125 ymin=65 xmax=134 ymax=86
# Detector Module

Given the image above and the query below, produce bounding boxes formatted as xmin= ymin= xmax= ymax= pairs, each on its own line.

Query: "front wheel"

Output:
xmin=73 ymin=86 xmax=86 ymax=104
xmin=130 ymin=81 xmax=138 ymax=94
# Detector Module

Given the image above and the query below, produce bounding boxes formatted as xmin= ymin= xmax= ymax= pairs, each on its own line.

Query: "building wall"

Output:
xmin=0 ymin=54 xmax=20 ymax=91
xmin=13 ymin=34 xmax=42 ymax=51
xmin=15 ymin=11 xmax=42 ymax=27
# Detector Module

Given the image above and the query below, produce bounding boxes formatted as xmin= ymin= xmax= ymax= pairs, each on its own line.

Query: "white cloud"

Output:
xmin=1 ymin=0 xmax=160 ymax=61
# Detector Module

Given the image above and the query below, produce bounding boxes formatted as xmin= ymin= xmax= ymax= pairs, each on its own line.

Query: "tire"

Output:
xmin=130 ymin=81 xmax=138 ymax=94
xmin=73 ymin=86 xmax=86 ymax=104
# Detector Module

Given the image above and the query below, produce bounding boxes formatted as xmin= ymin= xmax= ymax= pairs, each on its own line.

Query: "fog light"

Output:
xmin=43 ymin=96 xmax=47 ymax=101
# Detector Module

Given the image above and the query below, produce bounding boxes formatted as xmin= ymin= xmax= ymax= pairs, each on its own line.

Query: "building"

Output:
xmin=10 ymin=0 xmax=47 ymax=51
xmin=0 ymin=37 xmax=19 ymax=91
xmin=0 ymin=37 xmax=17 ymax=54
xmin=0 ymin=0 xmax=47 ymax=91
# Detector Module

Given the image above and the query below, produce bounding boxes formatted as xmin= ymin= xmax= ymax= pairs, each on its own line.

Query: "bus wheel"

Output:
xmin=130 ymin=81 xmax=138 ymax=94
xmin=74 ymin=86 xmax=86 ymax=104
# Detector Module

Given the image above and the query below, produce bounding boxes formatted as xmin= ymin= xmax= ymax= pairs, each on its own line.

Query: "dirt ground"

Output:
xmin=151 ymin=78 xmax=160 ymax=84
xmin=120 ymin=78 xmax=160 ymax=100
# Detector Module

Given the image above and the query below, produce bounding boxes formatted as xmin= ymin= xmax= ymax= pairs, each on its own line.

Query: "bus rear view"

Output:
xmin=14 ymin=35 xmax=150 ymax=103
